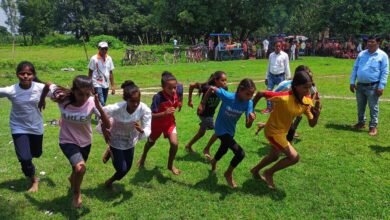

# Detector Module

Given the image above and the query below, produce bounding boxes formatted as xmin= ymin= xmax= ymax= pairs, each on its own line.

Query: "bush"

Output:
xmin=41 ymin=34 xmax=82 ymax=47
xmin=88 ymin=35 xmax=125 ymax=49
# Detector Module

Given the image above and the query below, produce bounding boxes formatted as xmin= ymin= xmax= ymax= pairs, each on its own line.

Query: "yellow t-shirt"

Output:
xmin=264 ymin=91 xmax=314 ymax=136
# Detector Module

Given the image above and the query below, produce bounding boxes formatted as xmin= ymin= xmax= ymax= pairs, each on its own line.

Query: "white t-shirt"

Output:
xmin=266 ymin=51 xmax=291 ymax=79
xmin=263 ymin=39 xmax=269 ymax=50
xmin=99 ymin=102 xmax=151 ymax=150
xmin=0 ymin=82 xmax=54 ymax=135
xmin=88 ymin=54 xmax=115 ymax=88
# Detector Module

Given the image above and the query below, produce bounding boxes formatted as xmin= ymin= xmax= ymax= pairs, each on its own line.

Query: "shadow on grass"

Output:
xmin=175 ymin=152 xmax=208 ymax=164
xmin=83 ymin=183 xmax=133 ymax=206
xmin=241 ymin=178 xmax=286 ymax=201
xmin=369 ymin=145 xmax=390 ymax=155
xmin=130 ymin=166 xmax=170 ymax=187
xmin=0 ymin=177 xmax=56 ymax=192
xmin=25 ymin=191 xmax=91 ymax=219
xmin=192 ymin=171 xmax=232 ymax=200
xmin=325 ymin=123 xmax=364 ymax=132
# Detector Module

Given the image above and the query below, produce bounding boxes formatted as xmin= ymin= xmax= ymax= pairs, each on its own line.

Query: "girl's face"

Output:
xmin=163 ymin=80 xmax=177 ymax=96
xmin=215 ymin=74 xmax=227 ymax=88
xmin=126 ymin=92 xmax=141 ymax=113
xmin=17 ymin=66 xmax=35 ymax=88
xmin=73 ymin=87 xmax=92 ymax=106
xmin=237 ymin=88 xmax=255 ymax=101
xmin=294 ymin=82 xmax=312 ymax=97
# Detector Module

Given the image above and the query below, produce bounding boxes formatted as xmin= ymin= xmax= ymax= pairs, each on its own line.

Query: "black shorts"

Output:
xmin=59 ymin=143 xmax=91 ymax=166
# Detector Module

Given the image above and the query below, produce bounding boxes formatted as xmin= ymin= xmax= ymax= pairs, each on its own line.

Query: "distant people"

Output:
xmin=263 ymin=38 xmax=270 ymax=58
xmin=290 ymin=42 xmax=296 ymax=60
xmin=350 ymin=35 xmax=389 ymax=136
xmin=173 ymin=38 xmax=178 ymax=48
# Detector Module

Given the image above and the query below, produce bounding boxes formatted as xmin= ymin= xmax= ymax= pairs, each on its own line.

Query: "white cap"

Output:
xmin=98 ymin=41 xmax=108 ymax=48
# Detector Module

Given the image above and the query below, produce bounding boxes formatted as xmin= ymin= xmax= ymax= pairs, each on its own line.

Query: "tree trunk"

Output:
xmin=146 ymin=32 xmax=149 ymax=45
xmin=12 ymin=36 xmax=16 ymax=65
xmin=160 ymin=31 xmax=164 ymax=44
xmin=137 ymin=35 xmax=143 ymax=45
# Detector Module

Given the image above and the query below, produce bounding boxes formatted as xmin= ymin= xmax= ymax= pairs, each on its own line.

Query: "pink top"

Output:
xmin=59 ymin=97 xmax=99 ymax=147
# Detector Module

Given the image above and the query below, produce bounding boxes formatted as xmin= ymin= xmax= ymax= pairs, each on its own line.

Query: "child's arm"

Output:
xmin=94 ymin=95 xmax=111 ymax=130
xmin=252 ymin=91 xmax=265 ymax=109
xmin=308 ymin=102 xmax=321 ymax=127
xmin=38 ymin=82 xmax=52 ymax=111
xmin=188 ymin=82 xmax=201 ymax=108
xmin=245 ymin=101 xmax=256 ymax=128
xmin=197 ymin=86 xmax=217 ymax=115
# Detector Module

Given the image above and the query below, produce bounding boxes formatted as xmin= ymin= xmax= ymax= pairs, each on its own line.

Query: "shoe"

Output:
xmin=261 ymin=108 xmax=272 ymax=114
xmin=368 ymin=127 xmax=377 ymax=136
xmin=352 ymin=123 xmax=366 ymax=129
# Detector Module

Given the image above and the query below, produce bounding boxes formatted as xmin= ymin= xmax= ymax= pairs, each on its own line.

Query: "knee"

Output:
xmin=290 ymin=154 xmax=300 ymax=164
xmin=74 ymin=163 xmax=86 ymax=175
xmin=269 ymin=154 xmax=279 ymax=162
xmin=32 ymin=150 xmax=42 ymax=158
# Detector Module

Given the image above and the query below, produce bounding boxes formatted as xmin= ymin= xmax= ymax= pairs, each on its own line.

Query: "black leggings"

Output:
xmin=110 ymin=146 xmax=134 ymax=181
xmin=12 ymin=134 xmax=43 ymax=177
xmin=214 ymin=134 xmax=245 ymax=168
xmin=287 ymin=116 xmax=303 ymax=142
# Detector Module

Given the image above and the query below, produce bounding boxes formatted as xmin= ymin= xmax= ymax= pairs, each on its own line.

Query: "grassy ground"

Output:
xmin=0 ymin=45 xmax=389 ymax=219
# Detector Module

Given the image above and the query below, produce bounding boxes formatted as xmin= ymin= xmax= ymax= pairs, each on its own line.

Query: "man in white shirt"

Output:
xmin=290 ymin=42 xmax=296 ymax=60
xmin=262 ymin=41 xmax=291 ymax=114
xmin=263 ymin=38 xmax=269 ymax=58
xmin=88 ymin=41 xmax=115 ymax=106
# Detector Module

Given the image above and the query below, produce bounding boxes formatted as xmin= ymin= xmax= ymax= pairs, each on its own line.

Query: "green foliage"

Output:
xmin=41 ymin=34 xmax=82 ymax=47
xmin=88 ymin=35 xmax=125 ymax=49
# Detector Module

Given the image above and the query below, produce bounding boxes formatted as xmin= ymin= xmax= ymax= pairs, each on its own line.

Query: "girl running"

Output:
xmin=251 ymin=70 xmax=321 ymax=189
xmin=40 ymin=75 xmax=109 ymax=208
xmin=200 ymin=78 xmax=256 ymax=188
xmin=186 ymin=71 xmax=228 ymax=159
xmin=97 ymin=80 xmax=151 ymax=188
xmin=0 ymin=61 xmax=54 ymax=192
xmin=138 ymin=71 xmax=183 ymax=175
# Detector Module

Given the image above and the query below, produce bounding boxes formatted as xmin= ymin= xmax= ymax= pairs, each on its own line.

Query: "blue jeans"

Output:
xmin=94 ymin=87 xmax=109 ymax=106
xmin=356 ymin=84 xmax=379 ymax=128
xmin=267 ymin=73 xmax=286 ymax=108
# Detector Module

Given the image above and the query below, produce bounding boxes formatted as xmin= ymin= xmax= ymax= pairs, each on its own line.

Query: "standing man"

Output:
xmin=262 ymin=41 xmax=291 ymax=114
xmin=263 ymin=38 xmax=269 ymax=58
xmin=88 ymin=41 xmax=115 ymax=106
xmin=350 ymin=36 xmax=389 ymax=136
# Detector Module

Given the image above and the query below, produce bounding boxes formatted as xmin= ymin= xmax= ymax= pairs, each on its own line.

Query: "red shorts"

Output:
xmin=149 ymin=123 xmax=177 ymax=142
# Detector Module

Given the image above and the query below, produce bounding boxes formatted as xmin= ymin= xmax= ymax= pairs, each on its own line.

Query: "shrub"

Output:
xmin=88 ymin=35 xmax=125 ymax=49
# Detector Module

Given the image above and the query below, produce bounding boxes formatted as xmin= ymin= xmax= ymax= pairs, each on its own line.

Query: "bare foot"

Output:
xmin=185 ymin=145 xmax=196 ymax=154
xmin=224 ymin=172 xmax=237 ymax=188
xmin=169 ymin=166 xmax=181 ymax=175
xmin=210 ymin=159 xmax=217 ymax=173
xmin=27 ymin=178 xmax=39 ymax=193
xmin=137 ymin=159 xmax=145 ymax=169
xmin=104 ymin=179 xmax=113 ymax=189
xmin=203 ymin=149 xmax=212 ymax=161
xmin=250 ymin=167 xmax=261 ymax=179
xmin=260 ymin=170 xmax=275 ymax=189
xmin=72 ymin=192 xmax=82 ymax=208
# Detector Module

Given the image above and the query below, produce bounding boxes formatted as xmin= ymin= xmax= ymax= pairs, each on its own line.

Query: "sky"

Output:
xmin=0 ymin=9 xmax=9 ymax=31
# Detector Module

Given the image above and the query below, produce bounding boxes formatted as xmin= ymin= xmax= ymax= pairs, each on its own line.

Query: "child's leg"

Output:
xmin=138 ymin=140 xmax=156 ymax=168
xmin=106 ymin=147 xmax=134 ymax=187
xmin=262 ymin=144 xmax=299 ymax=189
xmin=224 ymin=139 xmax=245 ymax=188
xmin=12 ymin=134 xmax=39 ymax=192
xmin=168 ymin=133 xmax=181 ymax=175
xmin=185 ymin=127 xmax=206 ymax=153
xmin=72 ymin=161 xmax=86 ymax=208
xmin=203 ymin=133 xmax=218 ymax=159
xmin=211 ymin=134 xmax=230 ymax=172
xmin=250 ymin=147 xmax=280 ymax=178
xmin=287 ymin=116 xmax=303 ymax=141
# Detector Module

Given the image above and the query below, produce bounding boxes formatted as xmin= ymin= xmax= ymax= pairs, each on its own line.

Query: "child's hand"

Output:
xmin=134 ymin=122 xmax=144 ymax=133
xmin=197 ymin=103 xmax=204 ymax=115
xmin=188 ymin=100 xmax=193 ymax=108
xmin=248 ymin=112 xmax=256 ymax=123
xmin=38 ymin=99 xmax=46 ymax=112
xmin=165 ymin=107 xmax=176 ymax=115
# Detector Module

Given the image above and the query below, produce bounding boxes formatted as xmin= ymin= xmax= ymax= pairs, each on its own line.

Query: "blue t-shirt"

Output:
xmin=214 ymin=88 xmax=253 ymax=136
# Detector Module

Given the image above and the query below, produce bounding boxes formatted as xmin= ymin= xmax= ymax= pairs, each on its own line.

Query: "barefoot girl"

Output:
xmin=138 ymin=71 xmax=183 ymax=175
xmin=0 ymin=61 xmax=54 ymax=192
xmin=201 ymin=78 xmax=256 ymax=188
xmin=251 ymin=70 xmax=321 ymax=189
xmin=40 ymin=75 xmax=109 ymax=208
xmin=97 ymin=80 xmax=151 ymax=188
xmin=186 ymin=71 xmax=227 ymax=159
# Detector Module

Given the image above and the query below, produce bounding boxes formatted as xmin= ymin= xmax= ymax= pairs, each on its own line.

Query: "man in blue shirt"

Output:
xmin=350 ymin=35 xmax=389 ymax=136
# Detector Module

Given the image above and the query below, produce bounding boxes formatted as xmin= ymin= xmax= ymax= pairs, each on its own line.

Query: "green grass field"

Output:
xmin=0 ymin=45 xmax=389 ymax=219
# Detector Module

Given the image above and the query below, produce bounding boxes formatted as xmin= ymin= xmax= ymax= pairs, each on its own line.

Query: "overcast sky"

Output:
xmin=0 ymin=9 xmax=9 ymax=30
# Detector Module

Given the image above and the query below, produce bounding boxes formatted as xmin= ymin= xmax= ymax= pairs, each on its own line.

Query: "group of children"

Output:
xmin=0 ymin=61 xmax=321 ymax=208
